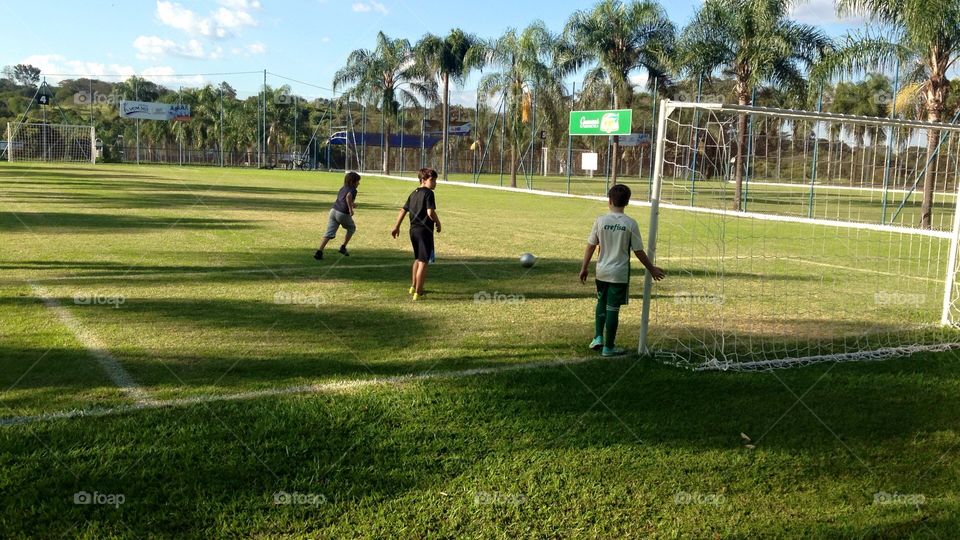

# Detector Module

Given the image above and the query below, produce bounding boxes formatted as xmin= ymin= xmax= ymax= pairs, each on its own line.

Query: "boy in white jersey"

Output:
xmin=579 ymin=184 xmax=665 ymax=356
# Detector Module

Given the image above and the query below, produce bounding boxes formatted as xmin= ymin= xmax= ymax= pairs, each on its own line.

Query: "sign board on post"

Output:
xmin=581 ymin=152 xmax=598 ymax=171
xmin=119 ymin=101 xmax=192 ymax=122
xmin=569 ymin=109 xmax=632 ymax=136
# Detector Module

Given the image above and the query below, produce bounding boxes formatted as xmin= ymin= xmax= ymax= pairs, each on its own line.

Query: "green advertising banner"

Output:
xmin=568 ymin=109 xmax=632 ymax=136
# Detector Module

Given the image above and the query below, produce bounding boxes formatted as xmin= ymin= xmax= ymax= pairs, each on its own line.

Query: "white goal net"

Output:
xmin=5 ymin=123 xmax=95 ymax=164
xmin=639 ymin=100 xmax=960 ymax=370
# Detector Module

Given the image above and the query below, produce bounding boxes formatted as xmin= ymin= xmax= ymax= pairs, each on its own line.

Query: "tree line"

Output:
xmin=2 ymin=0 xmax=959 ymax=227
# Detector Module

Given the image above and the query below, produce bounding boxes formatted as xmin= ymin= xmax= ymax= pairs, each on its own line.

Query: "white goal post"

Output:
xmin=639 ymin=99 xmax=960 ymax=370
xmin=5 ymin=122 xmax=95 ymax=164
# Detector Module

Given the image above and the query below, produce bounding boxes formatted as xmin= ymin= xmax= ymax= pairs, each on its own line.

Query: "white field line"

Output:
xmin=0 ymin=354 xmax=600 ymax=427
xmin=24 ymin=260 xmax=515 ymax=284
xmin=716 ymin=178 xmax=957 ymax=198
xmin=367 ymin=173 xmax=952 ymax=240
xmin=27 ymin=282 xmax=156 ymax=406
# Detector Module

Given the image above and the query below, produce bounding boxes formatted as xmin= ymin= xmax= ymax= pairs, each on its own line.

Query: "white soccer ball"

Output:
xmin=520 ymin=252 xmax=536 ymax=268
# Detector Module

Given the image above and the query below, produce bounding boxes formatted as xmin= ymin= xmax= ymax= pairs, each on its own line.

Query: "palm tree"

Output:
xmin=559 ymin=0 xmax=675 ymax=186
xmin=822 ymin=0 xmax=960 ymax=228
xmin=334 ymin=32 xmax=437 ymax=174
xmin=479 ymin=22 xmax=560 ymax=188
xmin=680 ymin=0 xmax=831 ymax=210
xmin=416 ymin=29 xmax=486 ymax=180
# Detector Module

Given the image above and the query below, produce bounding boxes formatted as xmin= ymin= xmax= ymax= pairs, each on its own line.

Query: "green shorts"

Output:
xmin=596 ymin=280 xmax=629 ymax=307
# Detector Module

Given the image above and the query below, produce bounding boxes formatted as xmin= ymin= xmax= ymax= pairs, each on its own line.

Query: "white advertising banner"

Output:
xmin=581 ymin=152 xmax=598 ymax=171
xmin=119 ymin=101 xmax=191 ymax=121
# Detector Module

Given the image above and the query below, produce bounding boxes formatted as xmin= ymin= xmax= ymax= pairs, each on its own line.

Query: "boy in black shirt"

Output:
xmin=391 ymin=168 xmax=441 ymax=301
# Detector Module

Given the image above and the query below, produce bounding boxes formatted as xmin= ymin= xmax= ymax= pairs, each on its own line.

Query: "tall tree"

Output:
xmin=334 ymin=32 xmax=437 ymax=174
xmin=559 ymin=0 xmax=675 ymax=186
xmin=416 ymin=29 xmax=486 ymax=180
xmin=822 ymin=0 xmax=960 ymax=228
xmin=479 ymin=22 xmax=559 ymax=188
xmin=681 ymin=0 xmax=831 ymax=210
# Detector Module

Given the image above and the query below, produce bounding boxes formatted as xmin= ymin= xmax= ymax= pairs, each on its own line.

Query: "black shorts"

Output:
xmin=409 ymin=227 xmax=435 ymax=263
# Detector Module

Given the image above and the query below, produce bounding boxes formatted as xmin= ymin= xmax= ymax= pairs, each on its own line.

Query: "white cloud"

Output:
xmin=352 ymin=1 xmax=388 ymax=15
xmin=321 ymin=37 xmax=331 ymax=43
xmin=790 ymin=0 xmax=865 ymax=25
xmin=246 ymin=42 xmax=266 ymax=54
xmin=20 ymin=54 xmax=137 ymax=82
xmin=140 ymin=66 xmax=205 ymax=87
xmin=217 ymin=0 xmax=261 ymax=8
xmin=155 ymin=0 xmax=259 ymax=39
xmin=133 ymin=35 xmax=221 ymax=60
xmin=629 ymin=73 xmax=649 ymax=90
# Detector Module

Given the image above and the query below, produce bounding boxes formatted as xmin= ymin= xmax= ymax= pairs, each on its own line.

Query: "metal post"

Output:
xmin=648 ymin=78 xmax=658 ymax=195
xmin=178 ymin=86 xmax=183 ymax=166
xmin=566 ymin=82 xmax=575 ymax=194
xmin=135 ymin=80 xmax=140 ymax=164
xmin=743 ymin=87 xmax=757 ymax=211
xmin=499 ymin=89 xmax=506 ymax=186
xmin=881 ymin=60 xmax=900 ymax=223
xmin=806 ymin=85 xmax=823 ymax=217
xmin=688 ymin=73 xmax=703 ymax=205
xmin=639 ymin=98 xmax=671 ymax=354
xmin=942 ymin=177 xmax=960 ymax=324
xmin=400 ymin=108 xmax=405 ymax=175
xmin=220 ymin=84 xmax=224 ymax=167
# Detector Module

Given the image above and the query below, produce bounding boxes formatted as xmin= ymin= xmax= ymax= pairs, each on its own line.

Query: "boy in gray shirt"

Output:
xmin=579 ymin=184 xmax=665 ymax=356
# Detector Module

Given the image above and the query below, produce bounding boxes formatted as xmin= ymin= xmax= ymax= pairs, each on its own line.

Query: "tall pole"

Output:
xmin=499 ymin=88 xmax=506 ymax=186
xmin=219 ymin=84 xmax=224 ymax=167
xmin=566 ymin=82 xmax=575 ymax=194
xmin=178 ymin=86 xmax=183 ymax=166
xmin=742 ymin=87 xmax=758 ymax=211
xmin=639 ymin=99 xmax=671 ymax=354
xmin=263 ymin=69 xmax=267 ymax=167
xmin=807 ymin=83 xmax=824 ymax=217
xmin=135 ymin=79 xmax=140 ymax=165
xmin=881 ymin=59 xmax=901 ymax=223
xmin=688 ymin=73 xmax=703 ymax=205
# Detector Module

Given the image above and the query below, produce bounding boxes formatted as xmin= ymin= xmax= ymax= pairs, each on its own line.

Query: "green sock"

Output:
xmin=604 ymin=306 xmax=620 ymax=348
xmin=595 ymin=297 xmax=606 ymax=338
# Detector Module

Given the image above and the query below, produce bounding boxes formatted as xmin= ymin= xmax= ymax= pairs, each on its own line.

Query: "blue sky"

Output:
xmin=0 ymin=0 xmax=859 ymax=104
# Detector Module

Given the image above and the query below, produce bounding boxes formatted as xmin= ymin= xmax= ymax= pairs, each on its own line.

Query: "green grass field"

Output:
xmin=2 ymin=162 xmax=960 ymax=537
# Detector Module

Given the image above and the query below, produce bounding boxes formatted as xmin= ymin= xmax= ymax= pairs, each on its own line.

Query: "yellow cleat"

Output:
xmin=412 ymin=293 xmax=421 ymax=301
xmin=408 ymin=286 xmax=415 ymax=295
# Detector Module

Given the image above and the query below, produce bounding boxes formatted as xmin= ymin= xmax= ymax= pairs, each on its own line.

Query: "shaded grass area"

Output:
xmin=1 ymin=355 xmax=958 ymax=537
xmin=2 ymin=162 xmax=960 ymax=536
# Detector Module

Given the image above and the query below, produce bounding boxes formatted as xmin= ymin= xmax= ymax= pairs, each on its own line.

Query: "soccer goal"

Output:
xmin=5 ymin=122 xmax=95 ymax=164
xmin=639 ymin=99 xmax=960 ymax=370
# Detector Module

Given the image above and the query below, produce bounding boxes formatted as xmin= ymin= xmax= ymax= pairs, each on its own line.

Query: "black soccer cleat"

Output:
xmin=339 ymin=245 xmax=350 ymax=256
xmin=313 ymin=250 xmax=323 ymax=260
